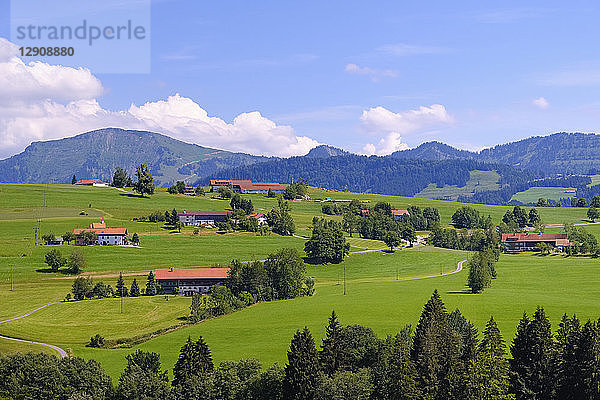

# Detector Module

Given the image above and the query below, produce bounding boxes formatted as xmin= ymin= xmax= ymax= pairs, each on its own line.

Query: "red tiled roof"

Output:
xmin=89 ymin=222 xmax=106 ymax=229
xmin=249 ymin=213 xmax=266 ymax=218
xmin=75 ymin=179 xmax=102 ymax=185
xmin=73 ymin=228 xmax=127 ymax=235
xmin=501 ymin=232 xmax=568 ymax=243
xmin=155 ymin=267 xmax=230 ymax=280
xmin=391 ymin=210 xmax=409 ymax=216
xmin=238 ymin=182 xmax=285 ymax=191
xmin=176 ymin=210 xmax=233 ymax=216
xmin=210 ymin=179 xmax=252 ymax=185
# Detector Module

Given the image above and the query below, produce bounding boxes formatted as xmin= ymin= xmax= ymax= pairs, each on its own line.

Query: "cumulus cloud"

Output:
xmin=533 ymin=97 xmax=549 ymax=109
xmin=345 ymin=63 xmax=398 ymax=82
xmin=360 ymin=104 xmax=453 ymax=155
xmin=0 ymin=39 xmax=318 ymax=159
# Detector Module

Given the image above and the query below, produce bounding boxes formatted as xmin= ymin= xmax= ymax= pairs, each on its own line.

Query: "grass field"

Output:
xmin=511 ymin=186 xmax=575 ymax=203
xmin=415 ymin=170 xmax=500 ymax=201
xmin=0 ymin=183 xmax=598 ymax=379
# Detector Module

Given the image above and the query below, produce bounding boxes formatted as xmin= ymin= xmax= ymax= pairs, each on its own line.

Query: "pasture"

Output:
xmin=0 ymin=183 xmax=597 ymax=379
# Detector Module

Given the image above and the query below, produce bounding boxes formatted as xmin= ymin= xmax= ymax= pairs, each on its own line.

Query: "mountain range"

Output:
xmin=1 ymin=128 xmax=600 ymax=204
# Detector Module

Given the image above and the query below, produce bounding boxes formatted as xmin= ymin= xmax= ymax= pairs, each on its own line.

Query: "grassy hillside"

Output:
xmin=510 ymin=186 xmax=575 ymax=203
xmin=0 ymin=183 xmax=597 ymax=379
xmin=415 ymin=170 xmax=500 ymax=201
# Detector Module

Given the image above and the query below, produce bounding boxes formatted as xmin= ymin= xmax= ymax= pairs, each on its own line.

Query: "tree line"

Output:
xmin=5 ymin=291 xmax=600 ymax=399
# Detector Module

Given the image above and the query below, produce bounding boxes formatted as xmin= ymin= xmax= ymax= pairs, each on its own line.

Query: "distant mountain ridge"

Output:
xmin=0 ymin=128 xmax=269 ymax=187
xmin=1 ymin=129 xmax=600 ymax=198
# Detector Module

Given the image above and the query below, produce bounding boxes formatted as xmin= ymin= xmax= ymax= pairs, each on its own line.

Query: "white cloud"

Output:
xmin=533 ymin=97 xmax=549 ymax=109
xmin=345 ymin=63 xmax=398 ymax=82
xmin=0 ymin=38 xmax=318 ymax=159
xmin=362 ymin=132 xmax=409 ymax=156
xmin=360 ymin=104 xmax=453 ymax=155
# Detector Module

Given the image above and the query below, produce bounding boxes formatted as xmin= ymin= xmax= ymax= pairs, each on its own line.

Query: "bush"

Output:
xmin=88 ymin=334 xmax=105 ymax=348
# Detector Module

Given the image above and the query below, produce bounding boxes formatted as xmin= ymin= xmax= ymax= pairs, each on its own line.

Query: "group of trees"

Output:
xmin=5 ymin=293 xmax=600 ymax=399
xmin=42 ymin=231 xmax=76 ymax=245
xmin=451 ymin=206 xmax=491 ymax=229
xmin=167 ymin=181 xmax=206 ymax=196
xmin=112 ymin=167 xmax=133 ymax=188
xmin=266 ymin=197 xmax=296 ymax=236
xmin=467 ymin=248 xmax=499 ymax=293
xmin=230 ymin=193 xmax=254 ymax=214
xmin=69 ymin=271 xmax=160 ymax=302
xmin=502 ymin=206 xmax=542 ymax=230
xmin=283 ymin=178 xmax=308 ymax=200
xmin=304 ymin=218 xmax=350 ymax=263
xmin=354 ymin=203 xmax=416 ymax=246
xmin=563 ymin=224 xmax=599 ymax=256
xmin=190 ymin=249 xmax=313 ymax=322
xmin=44 ymin=248 xmax=85 ymax=274
xmin=429 ymin=223 xmax=499 ymax=252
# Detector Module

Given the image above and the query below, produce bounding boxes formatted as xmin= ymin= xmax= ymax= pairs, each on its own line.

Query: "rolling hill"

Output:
xmin=0 ymin=128 xmax=269 ymax=187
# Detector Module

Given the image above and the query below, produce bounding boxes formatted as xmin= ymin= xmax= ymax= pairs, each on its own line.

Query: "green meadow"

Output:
xmin=0 ymin=183 xmax=597 ymax=379
xmin=511 ymin=186 xmax=575 ymax=203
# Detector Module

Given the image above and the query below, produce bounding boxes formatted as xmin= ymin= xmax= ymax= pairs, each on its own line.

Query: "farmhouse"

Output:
xmin=155 ymin=267 xmax=230 ymax=296
xmin=501 ymin=232 xmax=571 ymax=253
xmin=184 ymin=186 xmax=196 ymax=195
xmin=210 ymin=179 xmax=285 ymax=194
xmin=74 ymin=179 xmax=108 ymax=187
xmin=249 ymin=213 xmax=268 ymax=226
xmin=391 ymin=210 xmax=409 ymax=220
xmin=73 ymin=220 xmax=128 ymax=246
xmin=176 ymin=210 xmax=232 ymax=227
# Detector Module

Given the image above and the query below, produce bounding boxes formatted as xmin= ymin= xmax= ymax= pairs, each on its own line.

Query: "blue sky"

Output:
xmin=1 ymin=0 xmax=600 ymax=157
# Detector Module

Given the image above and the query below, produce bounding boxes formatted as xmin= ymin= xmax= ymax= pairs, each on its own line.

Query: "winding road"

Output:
xmin=0 ymin=302 xmax=67 ymax=358
xmin=0 ymin=248 xmax=464 ymax=360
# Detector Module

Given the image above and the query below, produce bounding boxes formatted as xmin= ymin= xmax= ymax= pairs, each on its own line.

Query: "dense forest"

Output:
xmin=199 ymin=156 xmax=534 ymax=198
xmin=3 ymin=292 xmax=600 ymax=399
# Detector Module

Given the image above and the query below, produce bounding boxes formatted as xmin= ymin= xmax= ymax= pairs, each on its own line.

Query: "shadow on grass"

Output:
xmin=446 ymin=289 xmax=475 ymax=295
xmin=119 ymin=193 xmax=148 ymax=199
xmin=35 ymin=268 xmax=79 ymax=275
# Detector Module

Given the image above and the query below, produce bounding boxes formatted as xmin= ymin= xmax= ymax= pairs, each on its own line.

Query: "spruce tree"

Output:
xmin=320 ymin=310 xmax=345 ymax=375
xmin=411 ymin=290 xmax=460 ymax=399
xmin=576 ymin=320 xmax=600 ymax=399
xmin=130 ymin=278 xmax=140 ymax=297
xmin=388 ymin=336 xmax=421 ymax=400
xmin=116 ymin=273 xmax=126 ymax=297
xmin=71 ymin=175 xmax=77 ymax=184
xmin=146 ymin=271 xmax=157 ymax=296
xmin=470 ymin=317 xmax=511 ymax=399
xmin=172 ymin=336 xmax=214 ymax=387
xmin=283 ymin=326 xmax=320 ymax=400
xmin=556 ymin=314 xmax=582 ymax=400
xmin=509 ymin=307 xmax=557 ymax=399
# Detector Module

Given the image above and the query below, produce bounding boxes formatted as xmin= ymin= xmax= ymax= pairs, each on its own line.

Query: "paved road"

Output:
xmin=0 ymin=302 xmax=67 ymax=358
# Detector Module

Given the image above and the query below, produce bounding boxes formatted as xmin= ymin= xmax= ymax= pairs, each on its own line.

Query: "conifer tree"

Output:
xmin=469 ymin=317 xmax=511 ymax=399
xmin=116 ymin=273 xmax=126 ymax=297
xmin=130 ymin=278 xmax=140 ymax=297
xmin=146 ymin=271 xmax=157 ymax=296
xmin=411 ymin=290 xmax=460 ymax=399
xmin=71 ymin=175 xmax=77 ymax=184
xmin=172 ymin=336 xmax=214 ymax=387
xmin=320 ymin=310 xmax=345 ymax=375
xmin=509 ymin=307 xmax=557 ymax=399
xmin=283 ymin=326 xmax=320 ymax=400
xmin=388 ymin=336 xmax=421 ymax=400
xmin=556 ymin=314 xmax=582 ymax=400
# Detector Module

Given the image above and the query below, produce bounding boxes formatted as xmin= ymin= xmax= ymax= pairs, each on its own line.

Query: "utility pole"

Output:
xmin=440 ymin=264 xmax=443 ymax=276
xmin=343 ymin=264 xmax=347 ymax=295
xmin=120 ymin=272 xmax=124 ymax=313
xmin=10 ymin=264 xmax=13 ymax=291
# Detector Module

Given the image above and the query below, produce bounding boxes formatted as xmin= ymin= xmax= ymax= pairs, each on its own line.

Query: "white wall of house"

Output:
xmin=96 ymin=235 xmax=125 ymax=246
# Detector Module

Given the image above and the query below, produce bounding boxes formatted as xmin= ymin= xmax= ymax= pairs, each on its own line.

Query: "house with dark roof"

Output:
xmin=210 ymin=179 xmax=285 ymax=194
xmin=176 ymin=210 xmax=232 ymax=227
xmin=155 ymin=267 xmax=230 ymax=295
xmin=501 ymin=232 xmax=571 ymax=253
